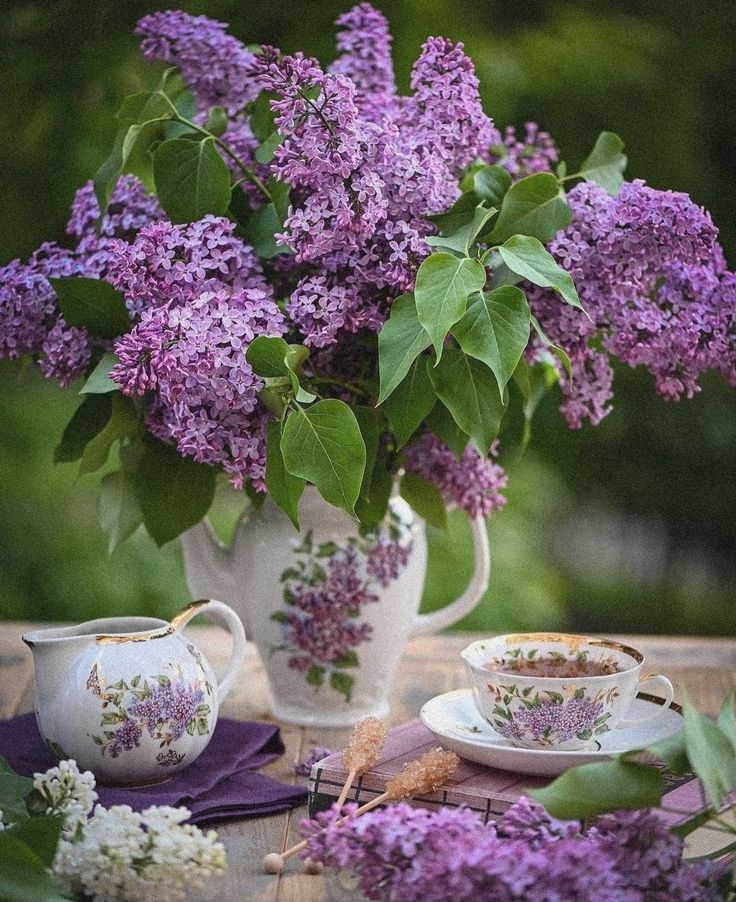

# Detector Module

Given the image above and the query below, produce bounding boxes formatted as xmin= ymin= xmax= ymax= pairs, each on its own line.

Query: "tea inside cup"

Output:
xmin=461 ymin=633 xmax=674 ymax=751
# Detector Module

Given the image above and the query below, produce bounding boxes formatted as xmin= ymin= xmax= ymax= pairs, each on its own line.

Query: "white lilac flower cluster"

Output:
xmin=32 ymin=758 xmax=98 ymax=837
xmin=53 ymin=804 xmax=227 ymax=902
xmin=27 ymin=759 xmax=227 ymax=902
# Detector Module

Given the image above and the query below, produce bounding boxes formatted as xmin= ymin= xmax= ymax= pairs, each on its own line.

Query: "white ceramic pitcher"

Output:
xmin=182 ymin=489 xmax=490 ymax=727
xmin=23 ymin=599 xmax=245 ymax=785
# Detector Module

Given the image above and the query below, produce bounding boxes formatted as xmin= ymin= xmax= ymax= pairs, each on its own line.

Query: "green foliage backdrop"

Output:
xmin=1 ymin=0 xmax=735 ymax=631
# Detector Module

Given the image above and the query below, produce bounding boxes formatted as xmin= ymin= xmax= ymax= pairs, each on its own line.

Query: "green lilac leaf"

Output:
xmin=576 ymin=132 xmax=627 ymax=196
xmin=0 ymin=819 xmax=71 ymax=902
xmin=377 ymin=293 xmax=432 ymax=403
xmin=266 ymin=420 xmax=305 ymax=530
xmin=428 ymin=191 xmax=480 ymax=235
xmin=4 ymin=813 xmax=63 ymax=867
xmin=203 ymin=105 xmax=228 ymax=137
xmin=485 ymin=172 xmax=572 ymax=245
xmin=248 ymin=91 xmax=278 ymax=141
xmin=682 ymin=701 xmax=736 ymax=807
xmin=255 ymin=130 xmax=283 ymax=164
xmin=0 ymin=759 xmax=33 ymax=826
xmin=353 ymin=406 xmax=380 ymax=500
xmin=717 ymin=693 xmax=736 ymax=755
xmin=415 ymin=254 xmax=487 ymax=361
xmin=80 ymin=353 xmax=120 ymax=395
xmin=452 ymin=287 xmax=530 ymax=398
xmin=98 ymin=470 xmax=143 ymax=553
xmin=425 ymin=401 xmax=469 ymax=459
xmin=428 ymin=347 xmax=505 ymax=453
xmin=50 ymin=277 xmax=131 ymax=340
xmin=93 ymin=90 xmax=172 ymax=216
xmin=154 ymin=136 xmax=232 ymax=223
xmin=78 ymin=394 xmax=140 ymax=476
xmin=383 ymin=356 xmax=436 ymax=449
xmin=280 ymin=399 xmax=366 ymax=517
xmin=530 ymin=316 xmax=573 ymax=380
xmin=247 ymin=336 xmax=293 ymax=377
xmin=425 ymin=204 xmax=497 ymax=255
xmin=132 ymin=436 xmax=216 ymax=546
xmin=205 ymin=479 xmax=251 ymax=547
xmin=231 ymin=176 xmax=291 ymax=260
xmin=355 ymin=444 xmax=393 ymax=529
xmin=498 ymin=235 xmax=584 ymax=312
xmin=530 ymin=760 xmax=665 ymax=819
xmin=400 ymin=472 xmax=447 ymax=530
xmin=639 ymin=730 xmax=690 ymax=776
xmin=307 ymin=665 xmax=325 ymax=687
xmin=54 ymin=394 xmax=113 ymax=464
xmin=462 ymin=164 xmax=512 ymax=207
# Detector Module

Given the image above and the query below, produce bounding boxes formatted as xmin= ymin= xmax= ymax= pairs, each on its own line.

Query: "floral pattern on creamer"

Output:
xmin=88 ymin=661 xmax=212 ymax=764
xmin=270 ymin=510 xmax=412 ymax=702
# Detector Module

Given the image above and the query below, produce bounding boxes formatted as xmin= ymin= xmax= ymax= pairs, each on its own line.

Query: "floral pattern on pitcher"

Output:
xmin=486 ymin=681 xmax=620 ymax=746
xmin=88 ymin=661 xmax=212 ymax=763
xmin=270 ymin=511 xmax=412 ymax=702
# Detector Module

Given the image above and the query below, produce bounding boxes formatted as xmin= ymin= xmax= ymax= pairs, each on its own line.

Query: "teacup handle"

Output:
xmin=619 ymin=674 xmax=675 ymax=726
xmin=171 ymin=599 xmax=246 ymax=702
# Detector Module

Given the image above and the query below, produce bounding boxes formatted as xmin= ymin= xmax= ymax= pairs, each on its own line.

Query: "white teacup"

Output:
xmin=462 ymin=633 xmax=674 ymax=751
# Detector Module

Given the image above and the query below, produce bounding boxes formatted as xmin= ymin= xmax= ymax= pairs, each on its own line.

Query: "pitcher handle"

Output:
xmin=410 ymin=515 xmax=491 ymax=636
xmin=171 ymin=599 xmax=246 ymax=702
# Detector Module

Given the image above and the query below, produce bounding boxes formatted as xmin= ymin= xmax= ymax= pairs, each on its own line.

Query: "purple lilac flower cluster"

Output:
xmin=404 ymin=435 xmax=508 ymax=518
xmin=329 ymin=3 xmax=397 ymax=121
xmin=136 ymin=10 xmax=265 ymax=204
xmin=489 ymin=122 xmax=559 ymax=178
xmin=105 ymin=215 xmax=268 ymax=317
xmin=294 ymin=746 xmax=335 ymax=777
xmin=246 ymin=12 xmax=495 ymax=348
xmin=300 ymin=797 xmax=727 ymax=901
xmin=102 ymin=215 xmax=283 ymax=486
xmin=512 ymin=696 xmax=604 ymax=744
xmin=281 ymin=547 xmax=378 ymax=671
xmin=136 ymin=11 xmax=258 ymax=115
xmin=129 ymin=682 xmax=205 ymax=742
xmin=530 ymin=179 xmax=732 ymax=427
xmin=111 ymin=284 xmax=282 ymax=488
xmin=2 ymin=3 xmax=734 ymax=515
xmin=0 ymin=175 xmax=163 ymax=387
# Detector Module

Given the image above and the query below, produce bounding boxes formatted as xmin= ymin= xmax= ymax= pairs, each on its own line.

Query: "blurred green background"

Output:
xmin=1 ymin=0 xmax=735 ymax=633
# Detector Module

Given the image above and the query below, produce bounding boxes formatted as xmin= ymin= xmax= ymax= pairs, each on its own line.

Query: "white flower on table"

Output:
xmin=32 ymin=758 xmax=98 ymax=836
xmin=53 ymin=803 xmax=227 ymax=902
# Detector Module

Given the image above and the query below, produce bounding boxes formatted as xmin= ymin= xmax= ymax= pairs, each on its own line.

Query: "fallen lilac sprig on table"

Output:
xmin=299 ymin=797 xmax=727 ymax=901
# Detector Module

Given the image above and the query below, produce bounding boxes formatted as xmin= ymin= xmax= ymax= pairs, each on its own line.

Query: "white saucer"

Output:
xmin=420 ymin=689 xmax=683 ymax=777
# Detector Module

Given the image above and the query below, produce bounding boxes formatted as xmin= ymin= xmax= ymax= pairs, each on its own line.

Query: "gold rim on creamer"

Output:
xmin=95 ymin=599 xmax=210 ymax=644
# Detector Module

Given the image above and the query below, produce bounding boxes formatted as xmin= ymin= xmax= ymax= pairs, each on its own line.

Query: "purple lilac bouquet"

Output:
xmin=0 ymin=4 xmax=733 ymax=547
xmin=300 ymin=798 xmax=727 ymax=901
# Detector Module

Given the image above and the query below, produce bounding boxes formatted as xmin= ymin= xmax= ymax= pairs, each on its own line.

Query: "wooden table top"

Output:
xmin=1 ymin=623 xmax=734 ymax=901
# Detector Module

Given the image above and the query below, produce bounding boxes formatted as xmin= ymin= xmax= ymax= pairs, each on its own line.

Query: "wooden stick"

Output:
xmin=263 ymin=747 xmax=458 ymax=874
xmin=335 ymin=768 xmax=357 ymax=808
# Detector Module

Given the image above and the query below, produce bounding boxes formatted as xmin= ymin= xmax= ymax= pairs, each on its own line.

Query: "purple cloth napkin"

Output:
xmin=0 ymin=713 xmax=307 ymax=824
